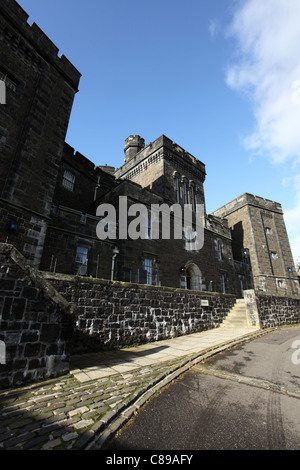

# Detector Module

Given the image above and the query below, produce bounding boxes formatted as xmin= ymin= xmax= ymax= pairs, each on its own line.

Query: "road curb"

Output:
xmin=86 ymin=327 xmax=273 ymax=450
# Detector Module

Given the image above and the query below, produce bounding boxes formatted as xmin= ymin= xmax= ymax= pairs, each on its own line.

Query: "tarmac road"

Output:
xmin=106 ymin=326 xmax=300 ymax=450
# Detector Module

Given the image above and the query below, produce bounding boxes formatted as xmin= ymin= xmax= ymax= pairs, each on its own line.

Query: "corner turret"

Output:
xmin=124 ymin=135 xmax=145 ymax=162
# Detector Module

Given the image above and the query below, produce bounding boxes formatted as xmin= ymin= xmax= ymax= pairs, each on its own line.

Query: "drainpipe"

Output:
xmin=111 ymin=247 xmax=119 ymax=281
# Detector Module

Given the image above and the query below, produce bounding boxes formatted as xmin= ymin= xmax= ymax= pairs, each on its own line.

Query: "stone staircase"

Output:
xmin=221 ymin=299 xmax=252 ymax=329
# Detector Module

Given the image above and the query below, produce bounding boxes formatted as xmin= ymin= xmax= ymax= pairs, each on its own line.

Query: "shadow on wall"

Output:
xmin=0 ymin=243 xmax=74 ymax=389
xmin=0 ymin=243 xmax=237 ymax=388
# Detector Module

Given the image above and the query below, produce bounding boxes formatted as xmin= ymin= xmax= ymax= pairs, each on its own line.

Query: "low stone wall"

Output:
xmin=2 ymin=243 xmax=300 ymax=389
xmin=45 ymin=273 xmax=236 ymax=353
xmin=256 ymin=294 xmax=300 ymax=328
xmin=0 ymin=243 xmax=236 ymax=388
xmin=0 ymin=244 xmax=74 ymax=389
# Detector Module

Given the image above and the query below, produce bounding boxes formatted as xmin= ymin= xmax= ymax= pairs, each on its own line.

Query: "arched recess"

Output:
xmin=185 ymin=262 xmax=202 ymax=290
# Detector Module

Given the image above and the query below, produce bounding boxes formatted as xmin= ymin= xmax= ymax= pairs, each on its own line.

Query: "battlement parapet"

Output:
xmin=63 ymin=143 xmax=98 ymax=174
xmin=116 ymin=134 xmax=206 ymax=179
xmin=124 ymin=135 xmax=145 ymax=148
xmin=212 ymin=193 xmax=283 ymax=217
xmin=0 ymin=0 xmax=81 ymax=90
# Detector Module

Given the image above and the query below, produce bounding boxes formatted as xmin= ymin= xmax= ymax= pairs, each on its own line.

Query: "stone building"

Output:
xmin=212 ymin=194 xmax=300 ymax=296
xmin=1 ymin=0 xmax=298 ymax=299
xmin=0 ymin=0 xmax=81 ymax=268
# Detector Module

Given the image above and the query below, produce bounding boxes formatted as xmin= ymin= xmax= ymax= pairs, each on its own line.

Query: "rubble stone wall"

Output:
xmin=256 ymin=294 xmax=300 ymax=328
xmin=46 ymin=273 xmax=236 ymax=353
xmin=0 ymin=244 xmax=74 ymax=388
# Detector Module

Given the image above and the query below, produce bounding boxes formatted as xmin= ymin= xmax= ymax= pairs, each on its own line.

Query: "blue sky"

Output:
xmin=17 ymin=0 xmax=300 ymax=264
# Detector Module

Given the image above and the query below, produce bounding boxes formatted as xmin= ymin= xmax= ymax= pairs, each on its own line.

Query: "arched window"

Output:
xmin=62 ymin=170 xmax=75 ymax=191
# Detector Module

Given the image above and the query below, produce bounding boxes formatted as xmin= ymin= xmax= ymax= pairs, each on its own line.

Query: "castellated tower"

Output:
xmin=212 ymin=193 xmax=300 ymax=297
xmin=0 ymin=0 xmax=81 ymax=267
xmin=116 ymin=134 xmax=206 ymax=208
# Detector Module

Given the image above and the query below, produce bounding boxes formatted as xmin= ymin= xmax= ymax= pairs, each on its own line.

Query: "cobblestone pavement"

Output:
xmin=0 ymin=328 xmax=270 ymax=450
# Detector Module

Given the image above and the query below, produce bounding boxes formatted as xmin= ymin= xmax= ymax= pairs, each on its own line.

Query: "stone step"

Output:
xmin=221 ymin=300 xmax=250 ymax=328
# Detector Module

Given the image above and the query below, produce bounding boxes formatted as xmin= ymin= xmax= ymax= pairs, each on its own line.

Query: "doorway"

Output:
xmin=186 ymin=263 xmax=202 ymax=290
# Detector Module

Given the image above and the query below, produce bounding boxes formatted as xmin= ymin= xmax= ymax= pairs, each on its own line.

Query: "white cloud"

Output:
xmin=209 ymin=19 xmax=220 ymax=40
xmin=226 ymin=0 xmax=300 ymax=165
xmin=226 ymin=0 xmax=300 ymax=264
xmin=283 ymin=174 xmax=300 ymax=264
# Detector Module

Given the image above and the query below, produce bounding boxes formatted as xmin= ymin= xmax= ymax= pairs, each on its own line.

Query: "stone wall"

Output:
xmin=45 ymin=273 xmax=237 ymax=353
xmin=211 ymin=193 xmax=299 ymax=297
xmin=256 ymin=294 xmax=300 ymax=329
xmin=1 ymin=243 xmax=300 ymax=389
xmin=0 ymin=0 xmax=81 ymax=268
xmin=0 ymin=244 xmax=74 ymax=388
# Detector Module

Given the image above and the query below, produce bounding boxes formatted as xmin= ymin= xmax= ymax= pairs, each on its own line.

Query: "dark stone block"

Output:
xmin=22 ymin=287 xmax=38 ymax=298
xmin=46 ymin=344 xmax=58 ymax=355
xmin=11 ymin=298 xmax=26 ymax=319
xmin=21 ymin=331 xmax=39 ymax=343
xmin=2 ymin=297 xmax=12 ymax=319
xmin=40 ymin=323 xmax=59 ymax=342
xmin=0 ymin=280 xmax=15 ymax=292
xmin=24 ymin=343 xmax=41 ymax=357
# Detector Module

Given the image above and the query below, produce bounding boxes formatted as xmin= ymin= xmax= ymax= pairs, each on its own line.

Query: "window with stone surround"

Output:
xmin=217 ymin=239 xmax=224 ymax=260
xmin=144 ymin=258 xmax=153 ymax=285
xmin=221 ymin=272 xmax=228 ymax=293
xmin=62 ymin=170 xmax=75 ymax=191
xmin=75 ymin=246 xmax=88 ymax=275
xmin=276 ymin=278 xmax=286 ymax=289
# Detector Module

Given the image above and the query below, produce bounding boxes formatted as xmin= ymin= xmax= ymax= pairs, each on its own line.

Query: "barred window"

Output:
xmin=62 ymin=170 xmax=75 ymax=191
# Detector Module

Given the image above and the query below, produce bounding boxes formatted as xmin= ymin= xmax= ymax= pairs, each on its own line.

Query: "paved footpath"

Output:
xmin=0 ymin=326 xmax=271 ymax=450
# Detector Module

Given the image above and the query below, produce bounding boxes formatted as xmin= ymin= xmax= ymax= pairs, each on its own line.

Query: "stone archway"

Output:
xmin=185 ymin=262 xmax=202 ymax=290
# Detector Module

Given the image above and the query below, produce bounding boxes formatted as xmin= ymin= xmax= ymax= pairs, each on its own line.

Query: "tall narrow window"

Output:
xmin=75 ymin=246 xmax=88 ymax=267
xmin=221 ymin=273 xmax=227 ymax=293
xmin=144 ymin=258 xmax=153 ymax=285
xmin=62 ymin=170 xmax=75 ymax=191
xmin=217 ymin=240 xmax=224 ymax=260
xmin=174 ymin=173 xmax=180 ymax=203
xmin=190 ymin=182 xmax=196 ymax=211
xmin=183 ymin=178 xmax=189 ymax=205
